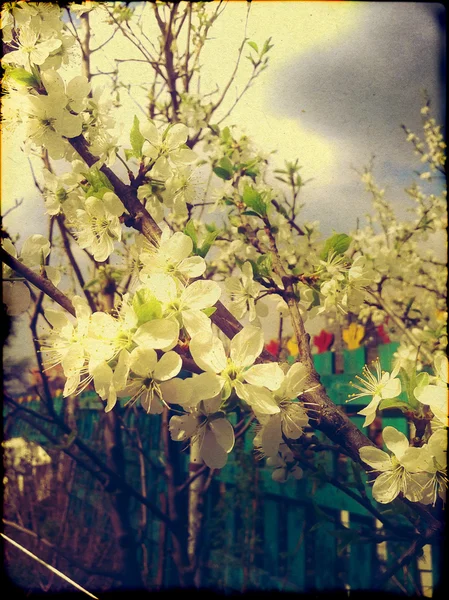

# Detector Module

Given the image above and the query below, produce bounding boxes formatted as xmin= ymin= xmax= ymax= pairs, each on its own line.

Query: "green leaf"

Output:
xmin=242 ymin=185 xmax=267 ymax=217
xmin=241 ymin=210 xmax=260 ymax=217
xmin=247 ymin=41 xmax=259 ymax=53
xmin=183 ymin=220 xmax=198 ymax=251
xmin=8 ymin=67 xmax=39 ymax=88
xmin=132 ymin=289 xmax=162 ymax=325
xmin=256 ymin=254 xmax=272 ymax=277
xmin=202 ymin=307 xmax=217 ymax=318
xmin=130 ymin=115 xmax=145 ymax=157
xmin=261 ymin=37 xmax=274 ymax=56
xmin=83 ymin=278 xmax=99 ymax=290
xmin=378 ymin=398 xmax=410 ymax=412
xmin=213 ymin=167 xmax=233 ymax=181
xmin=320 ymin=233 xmax=352 ymax=260
xmin=124 ymin=148 xmax=135 ymax=161
xmin=221 ymin=127 xmax=232 ymax=143
xmin=197 ymin=230 xmax=219 ymax=258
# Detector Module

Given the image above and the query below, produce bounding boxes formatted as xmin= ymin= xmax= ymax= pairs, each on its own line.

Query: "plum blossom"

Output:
xmin=414 ymin=354 xmax=448 ymax=426
xmin=139 ymin=229 xmax=206 ymax=282
xmin=359 ymin=426 xmax=432 ymax=504
xmin=347 ymin=360 xmax=402 ymax=426
xmin=255 ymin=362 xmax=311 ymax=457
xmin=190 ymin=325 xmax=284 ymax=414
xmin=225 ymin=261 xmax=268 ymax=323
xmin=169 ymin=392 xmax=235 ymax=469
xmin=24 ymin=94 xmax=83 ymax=160
xmin=42 ymin=297 xmax=92 ymax=396
xmin=73 ymin=193 xmax=125 ymax=262
xmin=119 ymin=347 xmax=182 ymax=414
xmin=2 ymin=29 xmax=61 ymax=67
xmin=141 ymin=122 xmax=197 ymax=175
xmin=144 ymin=273 xmax=221 ymax=337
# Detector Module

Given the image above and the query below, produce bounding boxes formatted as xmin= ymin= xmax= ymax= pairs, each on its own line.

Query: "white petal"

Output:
xmin=244 ymin=363 xmax=285 ymax=391
xmin=209 ymin=418 xmax=235 ymax=452
xmin=200 ymin=428 xmax=228 ymax=469
xmin=169 ymin=414 xmax=198 ymax=442
xmin=102 ymin=192 xmax=125 ymax=216
xmin=359 ymin=446 xmax=392 ymax=471
xmin=165 ymin=123 xmax=188 ymax=149
xmin=21 ymin=234 xmax=50 ymax=266
xmin=153 ymin=351 xmax=182 ymax=381
xmin=230 ymin=325 xmax=264 ymax=368
xmin=189 ymin=331 xmax=227 ymax=374
xmin=146 ymin=273 xmax=177 ymax=303
xmin=41 ymin=69 xmax=65 ymax=97
xmin=192 ymin=372 xmax=224 ymax=401
xmin=372 ymin=471 xmax=401 ymax=504
xmin=160 ymin=378 xmax=194 ymax=406
xmin=414 ymin=384 xmax=448 ymax=425
xmin=181 ymin=280 xmax=221 ymax=310
xmin=3 ymin=282 xmax=31 ymax=316
xmin=45 ymin=309 xmax=71 ymax=330
xmin=285 ymin=362 xmax=308 ymax=398
xmin=161 ymin=231 xmax=192 ymax=263
xmin=130 ymin=347 xmax=158 ymax=377
xmin=381 ymin=377 xmax=401 ymax=400
xmin=112 ymin=349 xmax=130 ymax=390
xmin=133 ymin=318 xmax=179 ymax=349
xmin=238 ymin=383 xmax=280 ymax=414
xmin=141 ymin=121 xmax=160 ymax=146
xmin=261 ymin=415 xmax=283 ymax=457
xmin=182 ymin=309 xmax=212 ymax=338
xmin=178 ymin=256 xmax=206 ymax=278
xmin=383 ymin=426 xmax=410 ymax=459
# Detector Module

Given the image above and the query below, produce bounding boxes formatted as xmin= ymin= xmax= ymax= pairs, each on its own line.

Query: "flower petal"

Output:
xmin=200 ymin=428 xmax=228 ymax=469
xmin=189 ymin=331 xmax=227 ymax=374
xmin=169 ymin=414 xmax=198 ymax=442
xmin=182 ymin=308 xmax=212 ymax=338
xmin=191 ymin=372 xmax=224 ymax=401
xmin=238 ymin=383 xmax=280 ymax=415
xmin=153 ymin=351 xmax=182 ymax=381
xmin=209 ymin=417 xmax=235 ymax=453
xmin=359 ymin=446 xmax=392 ymax=471
xmin=181 ymin=280 xmax=221 ymax=310
xmin=244 ymin=363 xmax=284 ymax=391
xmin=382 ymin=426 xmax=410 ymax=459
xmin=133 ymin=318 xmax=179 ymax=349
xmin=130 ymin=347 xmax=158 ymax=377
xmin=372 ymin=471 xmax=401 ymax=504
xmin=230 ymin=325 xmax=264 ymax=368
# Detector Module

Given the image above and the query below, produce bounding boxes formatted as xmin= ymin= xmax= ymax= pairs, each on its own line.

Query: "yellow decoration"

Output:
xmin=342 ymin=323 xmax=365 ymax=350
xmin=287 ymin=336 xmax=299 ymax=357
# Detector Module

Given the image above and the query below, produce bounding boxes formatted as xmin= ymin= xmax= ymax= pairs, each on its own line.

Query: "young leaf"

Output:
xmin=8 ymin=67 xmax=39 ymax=88
xmin=213 ymin=166 xmax=233 ymax=181
xmin=132 ymin=289 xmax=162 ymax=325
xmin=183 ymin=220 xmax=198 ymax=251
xmin=130 ymin=115 xmax=145 ymax=157
xmin=198 ymin=230 xmax=219 ymax=258
xmin=247 ymin=41 xmax=259 ymax=53
xmin=242 ymin=185 xmax=267 ymax=217
xmin=320 ymin=233 xmax=352 ymax=260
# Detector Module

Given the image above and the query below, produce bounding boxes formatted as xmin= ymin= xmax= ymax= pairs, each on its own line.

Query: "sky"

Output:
xmin=2 ymin=0 xmax=446 ymax=364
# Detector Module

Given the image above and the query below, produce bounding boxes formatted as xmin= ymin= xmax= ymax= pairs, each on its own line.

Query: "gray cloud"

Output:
xmin=271 ymin=3 xmax=444 ymax=162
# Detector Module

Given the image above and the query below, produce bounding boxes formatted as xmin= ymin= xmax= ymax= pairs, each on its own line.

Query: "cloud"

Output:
xmin=272 ymin=3 xmax=443 ymax=154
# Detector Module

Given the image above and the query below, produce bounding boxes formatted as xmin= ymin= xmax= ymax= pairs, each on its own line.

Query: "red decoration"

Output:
xmin=313 ymin=329 xmax=334 ymax=353
xmin=266 ymin=339 xmax=280 ymax=357
xmin=376 ymin=324 xmax=390 ymax=344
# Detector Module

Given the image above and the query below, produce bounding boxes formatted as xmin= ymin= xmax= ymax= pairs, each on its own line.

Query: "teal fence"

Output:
xmin=3 ymin=342 xmax=442 ymax=594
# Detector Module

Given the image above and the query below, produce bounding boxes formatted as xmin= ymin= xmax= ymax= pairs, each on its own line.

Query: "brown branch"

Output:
xmin=57 ymin=215 xmax=97 ymax=313
xmin=1 ymin=247 xmax=76 ymax=316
